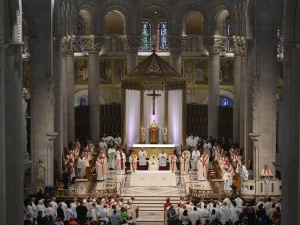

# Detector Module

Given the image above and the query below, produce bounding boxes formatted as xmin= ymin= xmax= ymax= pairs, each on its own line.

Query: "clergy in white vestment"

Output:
xmin=222 ymin=168 xmax=233 ymax=190
xmin=168 ymin=152 xmax=177 ymax=172
xmin=114 ymin=134 xmax=122 ymax=148
xmin=36 ymin=200 xmax=46 ymax=217
xmin=203 ymin=140 xmax=212 ymax=158
xmin=241 ymin=161 xmax=249 ymax=180
xmin=99 ymin=139 xmax=108 ymax=154
xmin=218 ymin=202 xmax=230 ymax=225
xmin=116 ymin=149 xmax=126 ymax=175
xmin=129 ymin=151 xmax=138 ymax=172
xmin=126 ymin=201 xmax=136 ymax=221
xmin=201 ymin=205 xmax=210 ymax=224
xmin=158 ymin=150 xmax=168 ymax=170
xmin=96 ymin=152 xmax=108 ymax=181
xmin=148 ymin=154 xmax=159 ymax=170
xmin=107 ymin=147 xmax=117 ymax=169
xmin=230 ymin=201 xmax=242 ymax=224
xmin=106 ymin=135 xmax=114 ymax=147
xmin=191 ymin=149 xmax=200 ymax=171
xmin=87 ymin=141 xmax=95 ymax=154
xmin=182 ymin=149 xmax=191 ymax=158
xmin=138 ymin=148 xmax=147 ymax=170
xmin=76 ymin=155 xmax=86 ymax=178
xmin=189 ymin=207 xmax=200 ymax=225
xmin=26 ymin=202 xmax=36 ymax=219
xmin=180 ymin=152 xmax=190 ymax=174
xmin=197 ymin=151 xmax=209 ymax=181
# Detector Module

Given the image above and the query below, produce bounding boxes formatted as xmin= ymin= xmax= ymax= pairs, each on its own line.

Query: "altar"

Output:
xmin=131 ymin=144 xmax=176 ymax=157
xmin=130 ymin=170 xmax=176 ymax=187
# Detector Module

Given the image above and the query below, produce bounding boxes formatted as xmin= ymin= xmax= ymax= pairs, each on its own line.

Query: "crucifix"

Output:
xmin=147 ymin=90 xmax=161 ymax=115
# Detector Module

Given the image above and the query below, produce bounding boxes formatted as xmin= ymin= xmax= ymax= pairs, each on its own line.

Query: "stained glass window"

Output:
xmin=222 ymin=99 xmax=229 ymax=107
xmin=226 ymin=22 xmax=231 ymax=52
xmin=157 ymin=20 xmax=168 ymax=51
xmin=277 ymin=25 xmax=281 ymax=54
xmin=141 ymin=21 xmax=151 ymax=51
xmin=80 ymin=98 xmax=87 ymax=106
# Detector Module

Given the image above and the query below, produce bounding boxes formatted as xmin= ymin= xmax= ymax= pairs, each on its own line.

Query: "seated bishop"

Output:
xmin=148 ymin=154 xmax=159 ymax=171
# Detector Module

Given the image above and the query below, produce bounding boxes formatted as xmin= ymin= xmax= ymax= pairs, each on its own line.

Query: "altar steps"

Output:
xmin=121 ymin=195 xmax=181 ymax=225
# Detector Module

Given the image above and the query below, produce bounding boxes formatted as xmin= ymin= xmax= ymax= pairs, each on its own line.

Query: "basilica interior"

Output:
xmin=1 ymin=0 xmax=300 ymax=224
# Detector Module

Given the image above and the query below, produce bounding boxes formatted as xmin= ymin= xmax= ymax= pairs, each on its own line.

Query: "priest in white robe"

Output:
xmin=114 ymin=134 xmax=122 ymax=148
xmin=148 ymin=154 xmax=159 ymax=170
xmin=168 ymin=152 xmax=177 ymax=172
xmin=241 ymin=161 xmax=249 ymax=180
xmin=191 ymin=149 xmax=200 ymax=171
xmin=222 ymin=168 xmax=233 ymax=191
xmin=76 ymin=155 xmax=86 ymax=178
xmin=197 ymin=151 xmax=209 ymax=181
xmin=99 ymin=139 xmax=108 ymax=155
xmin=180 ymin=152 xmax=190 ymax=174
xmin=116 ymin=149 xmax=126 ymax=175
xmin=96 ymin=152 xmax=108 ymax=181
xmin=129 ymin=151 xmax=138 ymax=172
xmin=158 ymin=150 xmax=168 ymax=170
xmin=218 ymin=202 xmax=230 ymax=225
xmin=107 ymin=147 xmax=117 ymax=169
xmin=138 ymin=148 xmax=147 ymax=170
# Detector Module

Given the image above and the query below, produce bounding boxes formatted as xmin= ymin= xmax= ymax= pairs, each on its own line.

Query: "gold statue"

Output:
xmin=163 ymin=127 xmax=167 ymax=144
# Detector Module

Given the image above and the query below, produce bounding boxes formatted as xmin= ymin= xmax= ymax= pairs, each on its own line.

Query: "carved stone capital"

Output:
xmin=121 ymin=35 xmax=142 ymax=52
xmin=94 ymin=36 xmax=106 ymax=52
xmin=202 ymin=36 xmax=226 ymax=54
xmin=61 ymin=37 xmax=75 ymax=56
xmin=166 ymin=35 xmax=186 ymax=52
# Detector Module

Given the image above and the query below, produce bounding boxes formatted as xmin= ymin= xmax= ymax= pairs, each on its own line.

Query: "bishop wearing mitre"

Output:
xmin=116 ymin=148 xmax=126 ymax=175
xmin=180 ymin=152 xmax=190 ymax=175
xmin=129 ymin=151 xmax=138 ymax=172
xmin=168 ymin=152 xmax=177 ymax=172
xmin=96 ymin=151 xmax=108 ymax=181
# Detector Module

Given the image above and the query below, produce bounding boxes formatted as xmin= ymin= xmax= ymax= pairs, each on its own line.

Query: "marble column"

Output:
xmin=67 ymin=53 xmax=75 ymax=143
xmin=203 ymin=36 xmax=225 ymax=138
xmin=88 ymin=52 xmax=100 ymax=143
xmin=182 ymin=88 xmax=187 ymax=146
xmin=232 ymin=36 xmax=242 ymax=143
xmin=5 ymin=44 xmax=26 ymax=225
xmin=167 ymin=35 xmax=184 ymax=74
xmin=121 ymin=35 xmax=142 ymax=74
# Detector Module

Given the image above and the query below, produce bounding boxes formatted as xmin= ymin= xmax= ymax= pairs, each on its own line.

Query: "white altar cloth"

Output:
xmin=130 ymin=170 xmax=176 ymax=187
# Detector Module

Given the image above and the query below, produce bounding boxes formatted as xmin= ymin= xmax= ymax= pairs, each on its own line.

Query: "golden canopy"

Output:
xmin=121 ymin=50 xmax=186 ymax=91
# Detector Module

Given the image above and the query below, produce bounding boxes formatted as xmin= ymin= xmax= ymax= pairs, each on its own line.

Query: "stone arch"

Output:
xmin=96 ymin=5 xmax=131 ymax=35
xmin=245 ymin=0 xmax=254 ymax=39
xmin=213 ymin=4 xmax=231 ymax=36
xmin=104 ymin=10 xmax=126 ymax=35
xmin=3 ymin=0 xmax=22 ymax=42
xmin=181 ymin=10 xmax=205 ymax=36
xmin=136 ymin=4 xmax=172 ymax=36
xmin=269 ymin=4 xmax=284 ymax=39
xmin=176 ymin=4 xmax=208 ymax=35
xmin=22 ymin=1 xmax=36 ymax=38
xmin=201 ymin=89 xmax=234 ymax=105
xmin=77 ymin=4 xmax=94 ymax=35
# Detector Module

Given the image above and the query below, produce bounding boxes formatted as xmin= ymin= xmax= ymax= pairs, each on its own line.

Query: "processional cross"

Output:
xmin=147 ymin=90 xmax=161 ymax=115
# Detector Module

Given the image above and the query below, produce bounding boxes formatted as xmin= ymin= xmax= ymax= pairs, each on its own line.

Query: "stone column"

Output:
xmin=203 ymin=36 xmax=225 ymax=138
xmin=88 ymin=51 xmax=100 ymax=143
xmin=0 ymin=44 xmax=7 ymax=225
xmin=53 ymin=38 xmax=64 ymax=172
xmin=280 ymin=44 xmax=300 ymax=225
xmin=3 ymin=44 xmax=24 ymax=225
xmin=87 ymin=37 xmax=106 ymax=144
xmin=251 ymin=38 xmax=277 ymax=177
xmin=67 ymin=53 xmax=75 ymax=143
xmin=232 ymin=36 xmax=242 ymax=143
xmin=239 ymin=37 xmax=247 ymax=149
xmin=244 ymin=39 xmax=254 ymax=161
xmin=167 ymin=35 xmax=184 ymax=74
xmin=121 ymin=35 xmax=142 ymax=74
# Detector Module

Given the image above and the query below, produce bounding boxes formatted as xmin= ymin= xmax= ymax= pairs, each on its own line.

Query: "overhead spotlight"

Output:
xmin=154 ymin=11 xmax=157 ymax=14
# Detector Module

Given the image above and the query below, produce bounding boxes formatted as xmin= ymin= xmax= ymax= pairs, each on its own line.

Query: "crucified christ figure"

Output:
xmin=147 ymin=90 xmax=161 ymax=115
